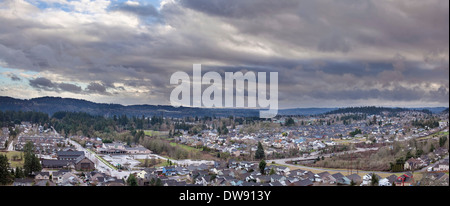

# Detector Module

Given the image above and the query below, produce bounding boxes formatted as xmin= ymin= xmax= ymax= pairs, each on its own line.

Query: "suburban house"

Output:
xmin=13 ymin=178 xmax=34 ymax=186
xmin=162 ymin=166 xmax=177 ymax=176
xmin=41 ymin=153 xmax=94 ymax=171
xmin=362 ymin=173 xmax=382 ymax=186
xmin=74 ymin=156 xmax=95 ymax=171
xmin=290 ymin=179 xmax=314 ymax=186
xmin=98 ymin=142 xmax=127 ymax=154
xmin=256 ymin=175 xmax=271 ymax=183
xmin=60 ymin=172 xmax=84 ymax=186
xmin=404 ymin=157 xmax=426 ymax=171
xmin=385 ymin=174 xmax=398 ymax=185
xmin=394 ymin=173 xmax=414 ymax=186
xmin=97 ymin=142 xmax=151 ymax=154
xmin=420 ymin=172 xmax=449 ymax=186
xmin=302 ymin=171 xmax=317 ymax=182
xmin=330 ymin=173 xmax=351 ymax=185
xmin=41 ymin=159 xmax=72 ymax=170
xmin=57 ymin=150 xmax=85 ymax=161
xmin=433 ymin=159 xmax=449 ymax=172
xmin=137 ymin=168 xmax=156 ymax=179
xmin=34 ymin=172 xmax=50 ymax=180
xmin=273 ymin=165 xmax=290 ymax=175
xmin=34 ymin=180 xmax=56 ymax=186
xmin=346 ymin=174 xmax=362 ymax=185
xmin=379 ymin=178 xmax=392 ymax=186
xmin=51 ymin=171 xmax=65 ymax=184
xmin=316 ymin=171 xmax=331 ymax=183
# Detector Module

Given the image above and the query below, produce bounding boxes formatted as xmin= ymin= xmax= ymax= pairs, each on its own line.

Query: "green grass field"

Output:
xmin=143 ymin=130 xmax=170 ymax=138
xmin=136 ymin=158 xmax=173 ymax=168
xmin=1 ymin=151 xmax=25 ymax=168
xmin=439 ymin=131 xmax=449 ymax=136
xmin=144 ymin=130 xmax=160 ymax=136
xmin=169 ymin=142 xmax=202 ymax=152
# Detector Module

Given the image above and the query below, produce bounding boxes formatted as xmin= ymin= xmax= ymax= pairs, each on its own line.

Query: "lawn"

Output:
xmin=144 ymin=130 xmax=160 ymax=137
xmin=439 ymin=131 xmax=449 ymax=136
xmin=144 ymin=130 xmax=171 ymax=138
xmin=1 ymin=151 xmax=25 ymax=168
xmin=169 ymin=142 xmax=203 ymax=152
xmin=136 ymin=158 xmax=173 ymax=168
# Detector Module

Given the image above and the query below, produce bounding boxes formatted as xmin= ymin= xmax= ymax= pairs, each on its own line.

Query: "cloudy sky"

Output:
xmin=0 ymin=0 xmax=448 ymax=108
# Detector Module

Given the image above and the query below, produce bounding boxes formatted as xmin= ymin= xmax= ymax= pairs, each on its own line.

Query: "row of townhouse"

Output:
xmin=14 ymin=170 xmax=124 ymax=186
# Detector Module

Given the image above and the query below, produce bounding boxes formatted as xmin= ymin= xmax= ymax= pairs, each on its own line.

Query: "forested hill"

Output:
xmin=324 ymin=106 xmax=447 ymax=115
xmin=0 ymin=96 xmax=340 ymax=117
xmin=0 ymin=96 xmax=261 ymax=118
xmin=1 ymin=96 xmax=447 ymax=118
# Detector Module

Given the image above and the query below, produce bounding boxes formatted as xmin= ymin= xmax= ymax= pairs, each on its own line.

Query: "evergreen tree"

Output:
xmin=126 ymin=174 xmax=138 ymax=186
xmin=371 ymin=173 xmax=379 ymax=186
xmin=269 ymin=167 xmax=276 ymax=175
xmin=155 ymin=178 xmax=163 ymax=186
xmin=149 ymin=178 xmax=156 ymax=186
xmin=255 ymin=142 xmax=265 ymax=160
xmin=15 ymin=166 xmax=24 ymax=178
xmin=0 ymin=154 xmax=13 ymax=185
xmin=23 ymin=141 xmax=42 ymax=176
xmin=285 ymin=117 xmax=295 ymax=127
xmin=259 ymin=159 xmax=266 ymax=175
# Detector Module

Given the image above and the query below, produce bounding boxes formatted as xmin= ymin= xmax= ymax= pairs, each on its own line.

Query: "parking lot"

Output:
xmin=101 ymin=154 xmax=147 ymax=170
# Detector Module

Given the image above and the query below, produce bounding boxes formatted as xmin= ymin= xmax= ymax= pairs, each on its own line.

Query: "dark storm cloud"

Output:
xmin=177 ymin=0 xmax=449 ymax=56
xmin=0 ymin=0 xmax=448 ymax=107
xmin=57 ymin=82 xmax=83 ymax=93
xmin=28 ymin=77 xmax=107 ymax=95
xmin=29 ymin=77 xmax=56 ymax=91
xmin=29 ymin=77 xmax=83 ymax=93
xmin=85 ymin=82 xmax=111 ymax=95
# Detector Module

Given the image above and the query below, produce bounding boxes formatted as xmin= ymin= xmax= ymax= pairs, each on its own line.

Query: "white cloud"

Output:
xmin=0 ymin=0 xmax=448 ymax=107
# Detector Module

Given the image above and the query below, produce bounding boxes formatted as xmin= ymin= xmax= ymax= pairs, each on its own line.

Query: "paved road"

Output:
xmin=6 ymin=139 xmax=14 ymax=151
xmin=268 ymin=147 xmax=401 ymax=175
xmin=416 ymin=155 xmax=449 ymax=173
xmin=268 ymin=147 xmax=378 ymax=165
xmin=67 ymin=138 xmax=214 ymax=179
xmin=68 ymin=138 xmax=120 ymax=176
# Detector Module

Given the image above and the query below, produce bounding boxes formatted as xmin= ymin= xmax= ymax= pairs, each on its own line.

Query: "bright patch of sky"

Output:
xmin=26 ymin=0 xmax=162 ymax=10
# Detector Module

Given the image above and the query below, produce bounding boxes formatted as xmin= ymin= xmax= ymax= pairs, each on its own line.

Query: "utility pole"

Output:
xmin=350 ymin=152 xmax=353 ymax=175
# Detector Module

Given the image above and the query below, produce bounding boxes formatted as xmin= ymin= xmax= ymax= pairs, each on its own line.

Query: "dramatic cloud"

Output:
xmin=111 ymin=1 xmax=159 ymax=17
xmin=6 ymin=73 xmax=21 ymax=81
xmin=0 ymin=0 xmax=448 ymax=107
xmin=85 ymin=82 xmax=110 ymax=95
xmin=29 ymin=77 xmax=82 ymax=93
xmin=28 ymin=77 xmax=112 ymax=95
xmin=57 ymin=82 xmax=83 ymax=93
xmin=29 ymin=77 xmax=57 ymax=91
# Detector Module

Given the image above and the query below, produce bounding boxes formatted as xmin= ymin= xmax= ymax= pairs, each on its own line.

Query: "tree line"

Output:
xmin=0 ymin=141 xmax=42 ymax=185
xmin=0 ymin=110 xmax=49 ymax=127
xmin=325 ymin=106 xmax=432 ymax=115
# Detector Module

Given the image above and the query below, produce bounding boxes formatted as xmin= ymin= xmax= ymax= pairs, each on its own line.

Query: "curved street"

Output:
xmin=268 ymin=147 xmax=447 ymax=177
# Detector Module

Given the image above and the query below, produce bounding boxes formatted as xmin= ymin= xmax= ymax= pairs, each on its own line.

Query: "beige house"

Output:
xmin=34 ymin=172 xmax=50 ymax=180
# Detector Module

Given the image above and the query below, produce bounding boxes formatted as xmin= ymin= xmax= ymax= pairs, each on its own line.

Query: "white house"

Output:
xmin=379 ymin=178 xmax=392 ymax=186
xmin=435 ymin=163 xmax=449 ymax=172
